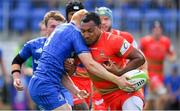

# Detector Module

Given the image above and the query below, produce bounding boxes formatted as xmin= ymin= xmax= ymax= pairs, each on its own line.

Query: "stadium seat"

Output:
xmin=11 ymin=8 xmax=29 ymax=32
xmin=112 ymin=8 xmax=122 ymax=30
xmin=162 ymin=9 xmax=177 ymax=37
xmin=30 ymin=8 xmax=47 ymax=32
xmin=95 ymin=1 xmax=106 ymax=7
xmin=123 ymin=9 xmax=142 ymax=33
xmin=0 ymin=10 xmax=3 ymax=31
xmin=83 ymin=0 xmax=94 ymax=11
xmin=59 ymin=7 xmax=65 ymax=17
xmin=143 ymin=10 xmax=162 ymax=32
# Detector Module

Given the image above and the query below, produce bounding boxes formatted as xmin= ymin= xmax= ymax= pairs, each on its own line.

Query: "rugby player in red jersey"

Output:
xmin=140 ymin=21 xmax=176 ymax=110
xmin=80 ymin=12 xmax=145 ymax=110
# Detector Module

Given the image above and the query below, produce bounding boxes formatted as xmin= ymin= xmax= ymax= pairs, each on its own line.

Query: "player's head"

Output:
xmin=151 ymin=20 xmax=163 ymax=38
xmin=71 ymin=9 xmax=88 ymax=28
xmin=39 ymin=20 xmax=47 ymax=36
xmin=95 ymin=7 xmax=112 ymax=32
xmin=80 ymin=12 xmax=101 ymax=45
xmin=43 ymin=10 xmax=66 ymax=36
xmin=66 ymin=1 xmax=84 ymax=22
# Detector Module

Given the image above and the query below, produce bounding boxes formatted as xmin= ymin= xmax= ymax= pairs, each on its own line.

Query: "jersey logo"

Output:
xmin=58 ymin=93 xmax=65 ymax=102
xmin=34 ymin=59 xmax=38 ymax=64
xmin=35 ymin=48 xmax=43 ymax=53
xmin=120 ymin=40 xmax=131 ymax=55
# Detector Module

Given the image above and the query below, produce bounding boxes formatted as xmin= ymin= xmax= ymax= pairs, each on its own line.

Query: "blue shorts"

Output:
xmin=61 ymin=88 xmax=74 ymax=106
xmin=28 ymin=75 xmax=71 ymax=110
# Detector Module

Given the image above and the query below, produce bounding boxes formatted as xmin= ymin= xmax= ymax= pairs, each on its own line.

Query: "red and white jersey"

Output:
xmin=140 ymin=35 xmax=174 ymax=76
xmin=111 ymin=29 xmax=138 ymax=48
xmin=89 ymin=31 xmax=133 ymax=94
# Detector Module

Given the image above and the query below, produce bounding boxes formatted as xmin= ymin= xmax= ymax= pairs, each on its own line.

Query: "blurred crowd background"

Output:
xmin=0 ymin=0 xmax=180 ymax=110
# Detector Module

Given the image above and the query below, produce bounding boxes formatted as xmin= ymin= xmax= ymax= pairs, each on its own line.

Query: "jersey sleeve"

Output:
xmin=139 ymin=37 xmax=146 ymax=51
xmin=18 ymin=42 xmax=32 ymax=61
xmin=120 ymin=31 xmax=133 ymax=44
xmin=72 ymin=31 xmax=89 ymax=55
xmin=109 ymin=35 xmax=133 ymax=58
xmin=164 ymin=37 xmax=175 ymax=55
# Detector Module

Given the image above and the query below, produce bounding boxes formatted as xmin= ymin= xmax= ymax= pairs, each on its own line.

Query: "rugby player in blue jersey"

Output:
xmin=11 ymin=11 xmax=88 ymax=108
xmin=21 ymin=9 xmax=135 ymax=110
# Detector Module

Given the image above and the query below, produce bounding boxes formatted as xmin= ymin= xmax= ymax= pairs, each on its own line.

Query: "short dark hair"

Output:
xmin=81 ymin=12 xmax=101 ymax=26
xmin=65 ymin=1 xmax=84 ymax=20
xmin=151 ymin=20 xmax=164 ymax=30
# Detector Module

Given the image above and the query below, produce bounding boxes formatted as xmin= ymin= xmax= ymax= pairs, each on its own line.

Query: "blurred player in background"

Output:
xmin=0 ymin=48 xmax=9 ymax=108
xmin=66 ymin=1 xmax=84 ymax=22
xmin=80 ymin=12 xmax=145 ymax=110
xmin=139 ymin=21 xmax=176 ymax=110
xmin=164 ymin=64 xmax=180 ymax=110
xmin=95 ymin=7 xmax=137 ymax=48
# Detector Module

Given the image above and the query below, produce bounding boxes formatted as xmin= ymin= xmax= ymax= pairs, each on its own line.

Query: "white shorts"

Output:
xmin=122 ymin=96 xmax=144 ymax=111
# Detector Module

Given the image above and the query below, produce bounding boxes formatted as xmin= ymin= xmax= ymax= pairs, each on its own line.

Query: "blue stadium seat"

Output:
xmin=11 ymin=8 xmax=29 ymax=32
xmin=143 ymin=10 xmax=162 ymax=32
xmin=123 ymin=9 xmax=142 ymax=33
xmin=95 ymin=1 xmax=106 ymax=7
xmin=162 ymin=9 xmax=177 ymax=36
xmin=59 ymin=7 xmax=65 ymax=17
xmin=83 ymin=0 xmax=95 ymax=11
xmin=30 ymin=8 xmax=47 ymax=32
xmin=112 ymin=8 xmax=122 ymax=30
xmin=0 ymin=10 xmax=3 ymax=31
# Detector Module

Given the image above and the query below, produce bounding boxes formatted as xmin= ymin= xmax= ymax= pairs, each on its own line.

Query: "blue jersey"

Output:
xmin=19 ymin=37 xmax=47 ymax=71
xmin=35 ymin=23 xmax=89 ymax=84
xmin=29 ymin=23 xmax=89 ymax=110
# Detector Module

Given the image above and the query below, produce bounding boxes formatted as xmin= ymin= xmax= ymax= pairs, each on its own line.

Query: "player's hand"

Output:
xmin=102 ymin=59 xmax=121 ymax=75
xmin=64 ymin=58 xmax=76 ymax=76
xmin=76 ymin=90 xmax=89 ymax=99
xmin=117 ymin=75 xmax=135 ymax=92
xmin=13 ymin=78 xmax=24 ymax=91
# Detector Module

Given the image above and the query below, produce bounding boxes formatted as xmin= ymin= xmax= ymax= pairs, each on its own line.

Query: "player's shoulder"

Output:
xmin=120 ymin=31 xmax=133 ymax=43
xmin=160 ymin=36 xmax=171 ymax=43
xmin=57 ymin=22 xmax=80 ymax=35
xmin=140 ymin=35 xmax=152 ymax=43
xmin=26 ymin=37 xmax=47 ymax=45
xmin=103 ymin=31 xmax=118 ymax=40
xmin=112 ymin=29 xmax=133 ymax=42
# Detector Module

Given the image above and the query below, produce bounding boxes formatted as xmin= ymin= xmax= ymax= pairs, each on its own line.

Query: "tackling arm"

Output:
xmin=78 ymin=53 xmax=134 ymax=89
xmin=62 ymin=74 xmax=89 ymax=99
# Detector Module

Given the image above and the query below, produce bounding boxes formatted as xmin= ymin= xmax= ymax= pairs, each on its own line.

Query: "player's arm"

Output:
xmin=107 ymin=37 xmax=145 ymax=76
xmin=62 ymin=73 xmax=89 ymax=99
xmin=78 ymin=53 xmax=134 ymax=89
xmin=11 ymin=54 xmax=26 ymax=91
xmin=166 ymin=43 xmax=176 ymax=62
xmin=12 ymin=42 xmax=32 ymax=91
xmin=118 ymin=47 xmax=145 ymax=76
